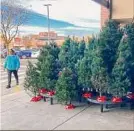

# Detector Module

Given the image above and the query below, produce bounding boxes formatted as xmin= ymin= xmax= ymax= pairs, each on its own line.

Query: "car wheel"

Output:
xmin=22 ymin=55 xmax=26 ymax=59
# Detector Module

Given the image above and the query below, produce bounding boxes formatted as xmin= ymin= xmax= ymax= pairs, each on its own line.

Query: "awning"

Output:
xmin=91 ymin=0 xmax=110 ymax=8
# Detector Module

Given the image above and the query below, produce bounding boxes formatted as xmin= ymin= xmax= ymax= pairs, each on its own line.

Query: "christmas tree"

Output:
xmin=24 ymin=61 xmax=40 ymax=96
xmin=78 ymin=39 xmax=86 ymax=60
xmin=59 ymin=37 xmax=84 ymax=71
xmin=56 ymin=68 xmax=76 ymax=104
xmin=58 ymin=37 xmax=73 ymax=70
xmin=90 ymin=38 xmax=108 ymax=96
xmin=124 ymin=23 xmax=134 ymax=91
xmin=36 ymin=42 xmax=60 ymax=91
xmin=99 ymin=20 xmax=123 ymax=74
xmin=111 ymin=24 xmax=134 ymax=97
xmin=76 ymin=55 xmax=92 ymax=90
xmin=58 ymin=38 xmax=80 ymax=101
xmin=70 ymin=39 xmax=79 ymax=68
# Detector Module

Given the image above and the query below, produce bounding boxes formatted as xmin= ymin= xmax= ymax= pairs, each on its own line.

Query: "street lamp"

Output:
xmin=44 ymin=4 xmax=52 ymax=45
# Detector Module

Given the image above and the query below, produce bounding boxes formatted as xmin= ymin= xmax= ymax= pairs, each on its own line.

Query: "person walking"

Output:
xmin=4 ymin=49 xmax=20 ymax=89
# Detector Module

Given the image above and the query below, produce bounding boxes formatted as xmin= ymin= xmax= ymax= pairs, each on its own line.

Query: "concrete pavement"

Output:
xmin=0 ymin=64 xmax=26 ymax=96
xmin=0 ymin=59 xmax=134 ymax=130
xmin=1 ymin=90 xmax=134 ymax=130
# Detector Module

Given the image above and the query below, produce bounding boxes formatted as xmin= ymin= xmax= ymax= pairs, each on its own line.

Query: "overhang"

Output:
xmin=91 ymin=0 xmax=109 ymax=8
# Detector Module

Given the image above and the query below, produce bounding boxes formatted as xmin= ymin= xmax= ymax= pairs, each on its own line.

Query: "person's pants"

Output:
xmin=7 ymin=70 xmax=19 ymax=86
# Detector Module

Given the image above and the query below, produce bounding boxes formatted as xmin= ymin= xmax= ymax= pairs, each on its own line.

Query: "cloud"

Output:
xmin=19 ymin=25 xmax=65 ymax=36
xmin=60 ymin=26 xmax=98 ymax=31
xmin=19 ymin=25 xmax=99 ymax=37
xmin=24 ymin=0 xmax=100 ymax=28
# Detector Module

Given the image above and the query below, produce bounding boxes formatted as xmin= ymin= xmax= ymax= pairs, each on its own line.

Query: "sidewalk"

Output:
xmin=1 ymin=90 xmax=134 ymax=130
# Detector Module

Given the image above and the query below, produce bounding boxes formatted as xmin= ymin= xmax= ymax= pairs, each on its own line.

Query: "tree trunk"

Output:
xmin=6 ymin=42 xmax=10 ymax=55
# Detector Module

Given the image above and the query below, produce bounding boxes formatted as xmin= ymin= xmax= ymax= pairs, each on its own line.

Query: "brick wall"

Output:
xmin=101 ymin=5 xmax=109 ymax=27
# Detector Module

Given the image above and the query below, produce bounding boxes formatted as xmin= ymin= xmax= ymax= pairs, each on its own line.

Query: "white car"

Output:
xmin=31 ymin=50 xmax=40 ymax=58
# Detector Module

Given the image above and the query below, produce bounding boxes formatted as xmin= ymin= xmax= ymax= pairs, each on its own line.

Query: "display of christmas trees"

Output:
xmin=24 ymin=21 xmax=134 ymax=108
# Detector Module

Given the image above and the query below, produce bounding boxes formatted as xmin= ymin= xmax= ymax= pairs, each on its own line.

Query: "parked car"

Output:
xmin=1 ymin=49 xmax=7 ymax=58
xmin=1 ymin=48 xmax=32 ymax=59
xmin=20 ymin=49 xmax=32 ymax=59
xmin=13 ymin=49 xmax=22 ymax=58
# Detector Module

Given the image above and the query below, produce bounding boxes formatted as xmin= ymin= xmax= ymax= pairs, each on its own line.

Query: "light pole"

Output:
xmin=44 ymin=4 xmax=52 ymax=45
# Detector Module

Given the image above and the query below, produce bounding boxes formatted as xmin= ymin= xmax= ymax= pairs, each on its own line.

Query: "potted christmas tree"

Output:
xmin=76 ymin=57 xmax=92 ymax=99
xmin=98 ymin=20 xmax=123 ymax=97
xmin=24 ymin=61 xmax=42 ymax=102
xmin=90 ymin=38 xmax=109 ymax=102
xmin=36 ymin=42 xmax=60 ymax=95
xmin=111 ymin=26 xmax=133 ymax=103
xmin=59 ymin=38 xmax=81 ymax=101
xmin=124 ymin=23 xmax=134 ymax=100
xmin=56 ymin=68 xmax=76 ymax=109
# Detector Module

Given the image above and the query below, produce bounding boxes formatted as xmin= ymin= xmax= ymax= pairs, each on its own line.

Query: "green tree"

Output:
xmin=59 ymin=37 xmax=84 ymax=71
xmin=100 ymin=20 xmax=123 ymax=74
xmin=124 ymin=24 xmax=134 ymax=90
xmin=36 ymin=42 xmax=60 ymax=90
xmin=58 ymin=38 xmax=73 ymax=70
xmin=24 ymin=61 xmax=40 ymax=96
xmin=111 ymin=24 xmax=134 ymax=97
xmin=56 ymin=68 xmax=76 ymax=104
xmin=90 ymin=38 xmax=108 ymax=96
xmin=70 ymin=39 xmax=79 ymax=68
xmin=76 ymin=57 xmax=92 ymax=95
xmin=78 ymin=39 xmax=86 ymax=60
xmin=76 ymin=41 xmax=93 ymax=89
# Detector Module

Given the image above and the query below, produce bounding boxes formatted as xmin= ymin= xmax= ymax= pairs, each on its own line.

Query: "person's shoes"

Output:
xmin=6 ymin=85 xmax=11 ymax=89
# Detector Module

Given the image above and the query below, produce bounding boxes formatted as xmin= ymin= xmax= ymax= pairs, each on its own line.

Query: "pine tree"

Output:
xmin=111 ymin=24 xmax=134 ymax=97
xmin=58 ymin=38 xmax=80 ymax=101
xmin=78 ymin=39 xmax=86 ymax=60
xmin=76 ymin=38 xmax=93 ymax=89
xmin=90 ymin=38 xmax=108 ymax=96
xmin=76 ymin=57 xmax=92 ymax=92
xmin=59 ymin=37 xmax=83 ymax=71
xmin=36 ymin=42 xmax=60 ymax=91
xmin=24 ymin=61 xmax=40 ymax=96
xmin=70 ymin=39 xmax=79 ymax=68
xmin=99 ymin=20 xmax=123 ymax=74
xmin=37 ymin=42 xmax=60 ymax=66
xmin=76 ymin=38 xmax=99 ymax=98
xmin=124 ymin=23 xmax=134 ymax=91
xmin=58 ymin=38 xmax=74 ymax=70
xmin=56 ymin=68 xmax=76 ymax=104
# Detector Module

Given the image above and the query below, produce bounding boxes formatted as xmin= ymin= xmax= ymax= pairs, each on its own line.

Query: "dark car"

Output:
xmin=14 ymin=49 xmax=23 ymax=58
xmin=20 ymin=49 xmax=32 ymax=59
xmin=1 ymin=49 xmax=32 ymax=59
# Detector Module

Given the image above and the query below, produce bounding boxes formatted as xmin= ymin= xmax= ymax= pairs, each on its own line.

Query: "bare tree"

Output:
xmin=1 ymin=0 xmax=28 ymax=53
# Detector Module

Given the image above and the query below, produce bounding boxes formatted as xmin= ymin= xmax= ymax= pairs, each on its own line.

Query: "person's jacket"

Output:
xmin=4 ymin=55 xmax=20 ymax=70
